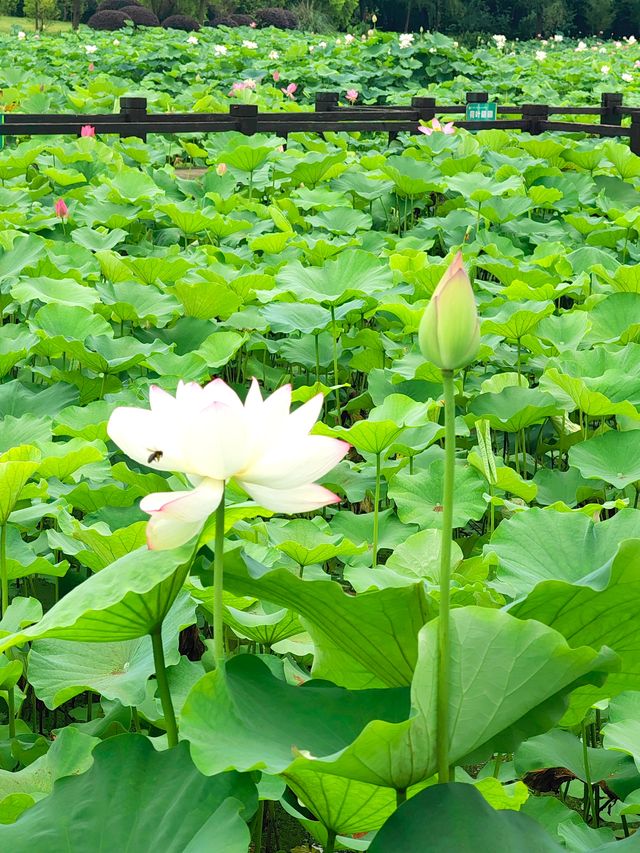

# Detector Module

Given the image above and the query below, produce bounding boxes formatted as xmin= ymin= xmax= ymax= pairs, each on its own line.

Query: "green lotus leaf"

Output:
xmin=569 ymin=430 xmax=640 ymax=490
xmin=469 ymin=387 xmax=561 ymax=432
xmin=368 ymin=784 xmax=562 ymax=853
xmin=389 ymin=459 xmax=487 ymax=529
xmin=0 ymin=735 xmax=257 ymax=852
xmin=485 ymin=507 xmax=640 ymax=598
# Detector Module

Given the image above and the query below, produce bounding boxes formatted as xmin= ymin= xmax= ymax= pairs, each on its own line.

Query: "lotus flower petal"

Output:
xmin=240 ymin=481 xmax=341 ymax=513
xmin=141 ymin=478 xmax=224 ymax=550
xmin=240 ymin=436 xmax=349 ymax=489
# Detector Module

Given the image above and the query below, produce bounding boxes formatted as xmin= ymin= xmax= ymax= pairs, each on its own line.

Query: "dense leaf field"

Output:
xmin=1 ymin=25 xmax=640 ymax=853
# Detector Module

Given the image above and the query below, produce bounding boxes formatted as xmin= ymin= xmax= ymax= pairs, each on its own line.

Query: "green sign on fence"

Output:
xmin=466 ymin=102 xmax=497 ymax=121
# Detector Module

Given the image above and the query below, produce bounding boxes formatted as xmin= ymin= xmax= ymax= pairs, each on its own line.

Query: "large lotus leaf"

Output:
xmin=223 ymin=548 xmax=432 ymax=688
xmin=11 ymin=277 xmax=99 ymax=311
xmin=321 ymin=419 xmax=403 ymax=455
xmin=35 ymin=439 xmax=105 ymax=482
xmin=368 ymin=784 xmax=562 ymax=853
xmin=181 ymin=654 xmax=410 ymax=776
xmin=542 ymin=368 xmax=640 ymax=418
xmin=184 ymin=609 xmax=615 ymax=791
xmin=585 ymin=293 xmax=640 ymax=344
xmin=284 ymin=769 xmax=395 ymax=841
xmin=223 ymin=605 xmax=301 ymax=646
xmin=0 ymin=445 xmax=40 ymax=524
xmin=28 ymin=592 xmax=196 ymax=709
xmin=0 ymin=235 xmax=45 ymax=282
xmin=107 ymin=169 xmax=163 ymax=203
xmin=522 ymin=795 xmax=624 ymax=851
xmin=266 ymin=518 xmax=364 ymax=567
xmin=569 ymin=431 xmax=640 ymax=490
xmin=71 ymin=521 xmax=148 ymax=572
xmin=603 ymin=692 xmax=640 ymax=772
xmin=261 ymin=301 xmax=331 ymax=334
xmin=389 ymin=459 xmax=487 ymax=529
xmin=481 ymin=300 xmax=555 ymax=340
xmin=515 ymin=729 xmax=628 ymax=783
xmin=469 ymin=387 xmax=562 ymax=432
xmin=5 ymin=527 xmax=69 ymax=582
xmin=0 ymin=326 xmax=37 ymax=379
xmin=0 ymin=735 xmax=256 ymax=852
xmin=0 ymin=727 xmax=99 ymax=823
xmin=0 ymin=544 xmax=195 ymax=654
xmin=485 ymin=508 xmax=640 ymax=598
xmin=510 ymin=540 xmax=640 ymax=720
xmin=275 ymin=250 xmax=393 ymax=305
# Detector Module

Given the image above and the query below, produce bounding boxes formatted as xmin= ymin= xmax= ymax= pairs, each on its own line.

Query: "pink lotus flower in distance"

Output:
xmin=107 ymin=378 xmax=349 ymax=550
xmin=88 ymin=62 xmax=95 ymax=72
xmin=54 ymin=198 xmax=68 ymax=219
xmin=281 ymin=82 xmax=297 ymax=99
xmin=273 ymin=70 xmax=281 ymax=82
xmin=346 ymin=88 xmax=359 ymax=104
xmin=216 ymin=162 xmax=227 ymax=176
xmin=80 ymin=124 xmax=95 ymax=137
xmin=418 ymin=117 xmax=455 ymax=136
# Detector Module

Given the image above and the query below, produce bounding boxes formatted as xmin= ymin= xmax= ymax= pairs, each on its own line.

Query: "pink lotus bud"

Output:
xmin=273 ymin=70 xmax=281 ymax=82
xmin=216 ymin=163 xmax=227 ymax=176
xmin=281 ymin=83 xmax=297 ymax=99
xmin=80 ymin=125 xmax=95 ymax=137
xmin=346 ymin=88 xmax=359 ymax=104
xmin=54 ymin=198 xmax=68 ymax=219
xmin=88 ymin=62 xmax=95 ymax=72
xmin=250 ymin=20 xmax=256 ymax=27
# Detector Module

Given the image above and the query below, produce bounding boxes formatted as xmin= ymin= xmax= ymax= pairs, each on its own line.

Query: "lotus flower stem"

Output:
xmin=7 ymin=688 xmax=15 ymax=738
xmin=0 ymin=523 xmax=7 ymax=617
xmin=329 ymin=305 xmax=341 ymax=424
xmin=373 ymin=452 xmax=381 ymax=566
xmin=325 ymin=829 xmax=337 ymax=853
xmin=436 ymin=368 xmax=455 ymax=784
xmin=581 ymin=721 xmax=597 ymax=826
xmin=151 ymin=625 xmax=178 ymax=748
xmin=213 ymin=489 xmax=226 ymax=664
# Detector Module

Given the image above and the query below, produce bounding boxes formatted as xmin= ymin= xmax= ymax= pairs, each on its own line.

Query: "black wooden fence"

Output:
xmin=1 ymin=91 xmax=640 ymax=152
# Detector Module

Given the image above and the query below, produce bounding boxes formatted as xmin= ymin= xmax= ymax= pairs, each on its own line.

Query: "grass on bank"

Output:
xmin=0 ymin=15 xmax=72 ymax=33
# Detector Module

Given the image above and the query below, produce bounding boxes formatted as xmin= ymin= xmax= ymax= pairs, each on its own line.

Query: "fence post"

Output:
xmin=119 ymin=96 xmax=147 ymax=140
xmin=630 ymin=112 xmax=640 ymax=156
xmin=521 ymin=103 xmax=549 ymax=135
xmin=601 ymin=92 xmax=623 ymax=126
xmin=315 ymin=92 xmax=339 ymax=112
xmin=465 ymin=92 xmax=488 ymax=104
xmin=230 ymin=104 xmax=258 ymax=135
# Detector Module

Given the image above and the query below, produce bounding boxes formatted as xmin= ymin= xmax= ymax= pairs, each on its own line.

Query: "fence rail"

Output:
xmin=1 ymin=91 xmax=639 ymax=152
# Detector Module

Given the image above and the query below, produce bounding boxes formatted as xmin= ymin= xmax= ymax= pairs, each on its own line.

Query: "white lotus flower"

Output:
xmin=623 ymin=72 xmax=633 ymax=82
xmin=85 ymin=44 xmax=97 ymax=54
xmin=242 ymin=40 xmax=258 ymax=49
xmin=268 ymin=49 xmax=279 ymax=59
xmin=214 ymin=44 xmax=228 ymax=55
xmin=107 ymin=379 xmax=349 ymax=550
xmin=535 ymin=50 xmax=547 ymax=61
xmin=17 ymin=30 xmax=26 ymax=39
xmin=601 ymin=64 xmax=610 ymax=75
xmin=187 ymin=35 xmax=198 ymax=45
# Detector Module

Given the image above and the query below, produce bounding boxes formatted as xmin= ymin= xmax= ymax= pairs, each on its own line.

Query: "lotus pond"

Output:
xmin=1 ymin=24 xmax=640 ymax=853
